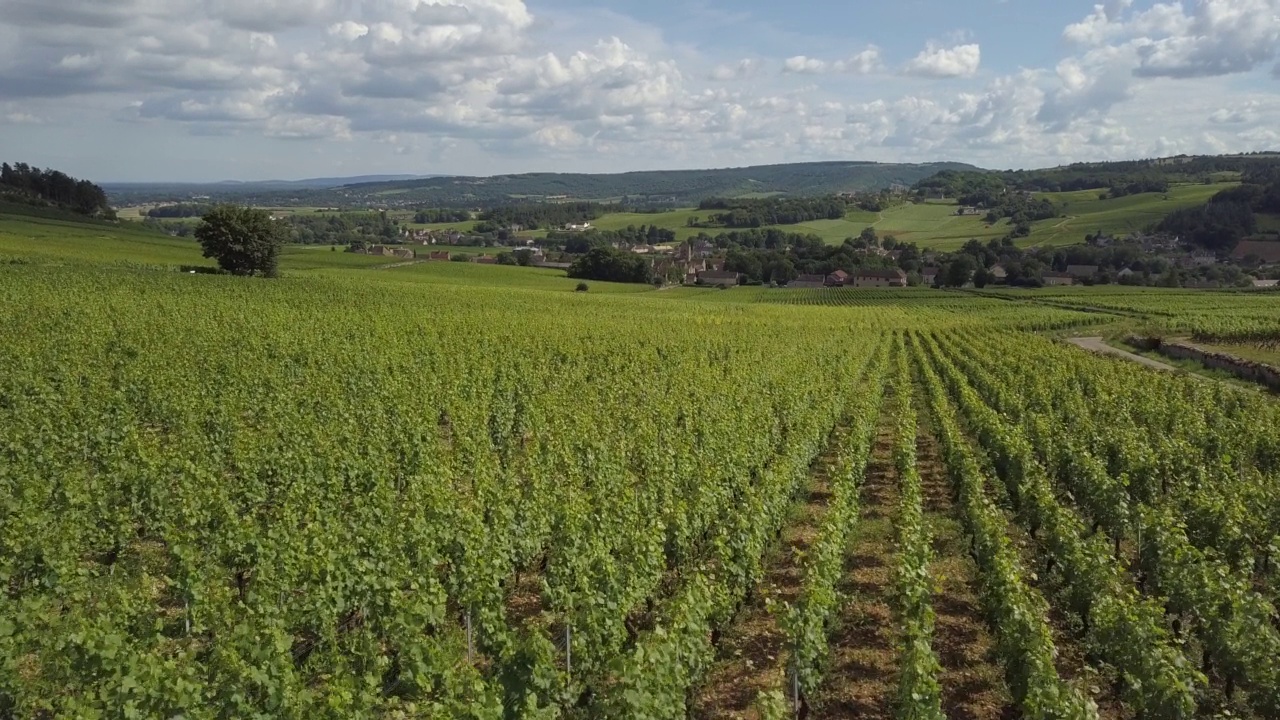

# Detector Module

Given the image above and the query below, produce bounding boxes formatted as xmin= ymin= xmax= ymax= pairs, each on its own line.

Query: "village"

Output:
xmin=337 ymin=210 xmax=1280 ymax=292
xmin=347 ymin=220 xmax=1280 ymax=289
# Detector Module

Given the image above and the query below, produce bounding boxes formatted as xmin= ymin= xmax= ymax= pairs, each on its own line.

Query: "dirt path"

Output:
xmin=814 ymin=403 xmax=899 ymax=718
xmin=1066 ymin=337 xmax=1176 ymax=371
xmin=916 ymin=420 xmax=1016 ymax=720
xmin=691 ymin=428 xmax=845 ymax=719
xmin=376 ymin=259 xmax=427 ymax=270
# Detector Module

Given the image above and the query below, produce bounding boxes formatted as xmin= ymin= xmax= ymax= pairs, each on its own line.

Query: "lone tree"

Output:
xmin=195 ymin=205 xmax=285 ymax=277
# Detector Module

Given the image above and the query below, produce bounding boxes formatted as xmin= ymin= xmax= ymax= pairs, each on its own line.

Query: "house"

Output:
xmin=1232 ymin=239 xmax=1280 ymax=264
xmin=1065 ymin=264 xmax=1099 ymax=279
xmin=921 ymin=267 xmax=940 ymax=286
xmin=699 ymin=270 xmax=742 ymax=286
xmin=563 ymin=222 xmax=593 ymax=232
xmin=851 ymin=268 xmax=908 ymax=288
xmin=1043 ymin=271 xmax=1075 ymax=286
xmin=826 ymin=269 xmax=851 ymax=286
xmin=1132 ymin=232 xmax=1180 ymax=252
xmin=789 ymin=274 xmax=827 ymax=289
xmin=1253 ymin=278 xmax=1279 ymax=288
xmin=989 ymin=264 xmax=1008 ymax=281
xmin=475 ymin=255 xmax=498 ymax=264
xmin=684 ymin=272 xmax=699 ymax=285
xmin=428 ymin=250 xmax=451 ymax=261
xmin=957 ymin=206 xmax=983 ymax=216
xmin=1117 ymin=267 xmax=1135 ymax=278
xmin=1180 ymin=252 xmax=1217 ymax=268
xmin=694 ymin=240 xmax=716 ymax=258
xmin=362 ymin=245 xmax=415 ymax=259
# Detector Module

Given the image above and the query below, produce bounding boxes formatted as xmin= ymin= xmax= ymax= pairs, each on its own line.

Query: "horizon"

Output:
xmin=97 ymin=159 xmax=982 ymax=186
xmin=2 ymin=1 xmax=1279 ymax=182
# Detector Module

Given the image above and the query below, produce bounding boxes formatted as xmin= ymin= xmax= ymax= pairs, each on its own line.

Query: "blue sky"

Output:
xmin=0 ymin=0 xmax=1277 ymax=181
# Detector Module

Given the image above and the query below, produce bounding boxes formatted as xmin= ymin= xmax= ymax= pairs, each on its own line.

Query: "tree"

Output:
xmin=972 ymin=267 xmax=995 ymax=288
xmin=567 ymin=246 xmax=651 ymax=284
xmin=942 ymin=255 xmax=977 ymax=287
xmin=194 ymin=205 xmax=286 ymax=278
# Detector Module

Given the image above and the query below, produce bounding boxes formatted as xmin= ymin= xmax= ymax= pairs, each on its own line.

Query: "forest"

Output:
xmin=693 ymin=196 xmax=848 ymax=228
xmin=0 ymin=162 xmax=114 ymax=219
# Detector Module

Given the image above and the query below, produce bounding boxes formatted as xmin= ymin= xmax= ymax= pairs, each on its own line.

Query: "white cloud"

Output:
xmin=782 ymin=56 xmax=827 ymax=74
xmin=0 ymin=0 xmax=1277 ymax=178
xmin=2 ymin=112 xmax=42 ymax=124
xmin=1064 ymin=0 xmax=1280 ymax=78
xmin=708 ymin=58 xmax=759 ymax=81
xmin=781 ymin=48 xmax=880 ymax=75
xmin=1209 ymin=101 xmax=1262 ymax=123
xmin=835 ymin=47 xmax=882 ymax=74
xmin=904 ymin=42 xmax=981 ymax=78
xmin=1037 ymin=49 xmax=1136 ymax=129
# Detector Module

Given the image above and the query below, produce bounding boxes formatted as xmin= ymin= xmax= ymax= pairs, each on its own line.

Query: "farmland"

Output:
xmin=295 ymin=182 xmax=1234 ymax=252
xmin=4 ymin=213 xmax=1280 ymax=719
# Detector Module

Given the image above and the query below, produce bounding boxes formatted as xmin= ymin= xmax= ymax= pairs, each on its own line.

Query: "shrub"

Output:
xmin=576 ymin=282 xmax=589 ymax=293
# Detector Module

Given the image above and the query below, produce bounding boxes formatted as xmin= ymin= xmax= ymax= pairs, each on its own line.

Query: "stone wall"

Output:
xmin=1128 ymin=336 xmax=1280 ymax=392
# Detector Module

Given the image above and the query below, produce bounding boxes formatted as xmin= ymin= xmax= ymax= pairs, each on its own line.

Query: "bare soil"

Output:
xmin=812 ymin=400 xmax=899 ymax=719
xmin=916 ymin=420 xmax=1017 ymax=720
xmin=690 ymin=426 xmax=847 ymax=720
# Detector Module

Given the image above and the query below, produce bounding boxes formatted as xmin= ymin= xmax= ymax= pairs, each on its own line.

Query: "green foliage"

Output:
xmin=889 ymin=345 xmax=945 ymax=720
xmin=0 ymin=161 xmax=114 ymax=219
xmin=566 ymin=246 xmax=652 ymax=284
xmin=7 ymin=211 xmax=1280 ymax=718
xmin=694 ymin=196 xmax=847 ymax=228
xmin=194 ymin=205 xmax=286 ymax=277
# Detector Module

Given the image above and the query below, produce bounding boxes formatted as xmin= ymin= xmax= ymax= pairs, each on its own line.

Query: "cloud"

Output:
xmin=213 ymin=0 xmax=342 ymax=32
xmin=904 ymin=42 xmax=980 ymax=78
xmin=781 ymin=48 xmax=880 ymax=75
xmin=1064 ymin=0 xmax=1280 ymax=78
xmin=836 ymin=47 xmax=882 ymax=74
xmin=1 ymin=0 xmax=1278 ymax=178
xmin=782 ymin=56 xmax=827 ymax=74
xmin=2 ymin=112 xmax=42 ymax=124
xmin=708 ymin=58 xmax=759 ymax=81
xmin=1037 ymin=49 xmax=1135 ymax=129
xmin=1209 ymin=101 xmax=1261 ymax=123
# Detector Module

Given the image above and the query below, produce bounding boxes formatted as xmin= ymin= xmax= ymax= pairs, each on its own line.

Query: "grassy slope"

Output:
xmin=1024 ymin=183 xmax=1230 ymax=246
xmin=0 ymin=212 xmax=651 ymax=293
xmin=0 ymin=214 xmax=213 ymax=267
xmin=93 ymin=183 xmax=1249 ymax=267
xmin=539 ymin=185 xmax=1224 ymax=250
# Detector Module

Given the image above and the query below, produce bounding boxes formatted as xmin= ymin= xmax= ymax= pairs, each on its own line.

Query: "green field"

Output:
xmin=1025 ymin=183 xmax=1232 ymax=246
xmin=0 ymin=212 xmax=655 ymax=291
xmin=6 ymin=210 xmax=1280 ymax=718
xmin=124 ymin=181 xmax=1237 ymax=253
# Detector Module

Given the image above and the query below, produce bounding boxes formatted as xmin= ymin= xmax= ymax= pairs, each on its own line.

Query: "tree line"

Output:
xmin=0 ymin=162 xmax=114 ymax=219
xmin=476 ymin=202 xmax=620 ymax=232
xmin=148 ymin=203 xmax=214 ymax=218
xmin=413 ymin=208 xmax=472 ymax=223
xmin=692 ymin=196 xmax=847 ymax=228
xmin=1157 ymin=168 xmax=1280 ymax=252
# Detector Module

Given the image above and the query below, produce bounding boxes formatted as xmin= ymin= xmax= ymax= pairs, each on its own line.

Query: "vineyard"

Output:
xmin=3 ymin=255 xmax=1280 ymax=719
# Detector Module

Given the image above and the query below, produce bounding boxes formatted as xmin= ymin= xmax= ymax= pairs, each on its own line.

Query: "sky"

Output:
xmin=0 ymin=0 xmax=1278 ymax=182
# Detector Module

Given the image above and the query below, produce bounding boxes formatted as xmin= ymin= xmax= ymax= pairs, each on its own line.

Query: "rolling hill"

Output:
xmin=339 ymin=161 xmax=978 ymax=206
